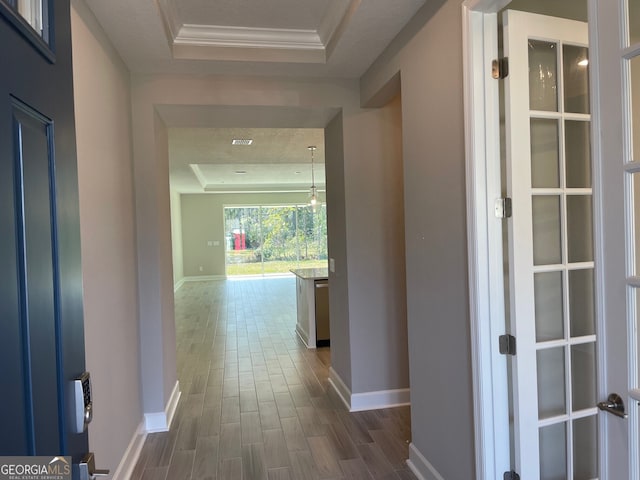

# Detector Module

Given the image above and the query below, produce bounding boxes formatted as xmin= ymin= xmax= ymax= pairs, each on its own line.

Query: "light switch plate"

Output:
xmin=329 ymin=258 xmax=335 ymax=273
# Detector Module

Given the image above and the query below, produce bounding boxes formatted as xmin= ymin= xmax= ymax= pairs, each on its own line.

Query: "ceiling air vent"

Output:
xmin=231 ymin=139 xmax=253 ymax=145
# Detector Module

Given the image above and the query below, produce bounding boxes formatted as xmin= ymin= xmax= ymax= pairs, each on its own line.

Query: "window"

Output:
xmin=224 ymin=204 xmax=328 ymax=276
xmin=0 ymin=0 xmax=53 ymax=60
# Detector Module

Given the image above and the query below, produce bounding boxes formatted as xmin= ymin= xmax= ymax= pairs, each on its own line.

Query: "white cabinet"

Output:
xmin=291 ymin=268 xmax=329 ymax=349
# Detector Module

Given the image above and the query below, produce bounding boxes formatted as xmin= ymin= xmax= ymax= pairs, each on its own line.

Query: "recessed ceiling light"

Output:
xmin=232 ymin=139 xmax=253 ymax=145
xmin=578 ymin=59 xmax=589 ymax=67
xmin=234 ymin=170 xmax=248 ymax=174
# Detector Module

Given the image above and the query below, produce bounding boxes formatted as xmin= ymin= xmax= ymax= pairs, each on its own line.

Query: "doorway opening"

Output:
xmin=463 ymin=0 xmax=604 ymax=478
xmin=224 ymin=204 xmax=328 ymax=276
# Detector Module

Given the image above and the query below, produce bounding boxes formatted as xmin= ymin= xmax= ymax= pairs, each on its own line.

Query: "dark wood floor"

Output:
xmin=131 ymin=276 xmax=416 ymax=480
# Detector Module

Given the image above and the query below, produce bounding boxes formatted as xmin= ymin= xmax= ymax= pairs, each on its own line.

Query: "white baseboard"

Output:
xmin=328 ymin=367 xmax=352 ymax=410
xmin=175 ymin=276 xmax=226 ymax=291
xmin=295 ymin=324 xmax=313 ymax=349
xmin=328 ymin=367 xmax=410 ymax=412
xmin=351 ymin=387 xmax=410 ymax=412
xmin=174 ymin=278 xmax=186 ymax=292
xmin=184 ymin=275 xmax=226 ymax=282
xmin=144 ymin=381 xmax=181 ymax=433
xmin=111 ymin=422 xmax=147 ymax=480
xmin=407 ymin=443 xmax=446 ymax=480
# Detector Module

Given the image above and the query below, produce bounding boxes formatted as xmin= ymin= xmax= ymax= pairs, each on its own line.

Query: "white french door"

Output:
xmin=503 ymin=10 xmax=600 ymax=478
xmin=463 ymin=0 xmax=640 ymax=478
xmin=593 ymin=0 xmax=640 ymax=478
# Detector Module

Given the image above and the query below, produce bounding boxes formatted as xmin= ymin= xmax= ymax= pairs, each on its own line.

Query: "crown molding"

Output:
xmin=320 ymin=0 xmax=361 ymax=58
xmin=190 ymin=164 xmax=208 ymax=189
xmin=155 ymin=0 xmax=181 ymax=44
xmin=155 ymin=0 xmax=360 ymax=63
xmin=175 ymin=24 xmax=323 ymax=50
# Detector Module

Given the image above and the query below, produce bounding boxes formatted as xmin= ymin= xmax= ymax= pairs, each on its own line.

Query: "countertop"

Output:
xmin=290 ymin=267 xmax=329 ymax=280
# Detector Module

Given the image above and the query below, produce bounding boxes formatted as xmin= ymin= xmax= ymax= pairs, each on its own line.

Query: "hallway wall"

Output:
xmin=170 ymin=189 xmax=184 ymax=287
xmin=71 ymin=1 xmax=142 ymax=474
xmin=344 ymin=94 xmax=408 ymax=395
xmin=361 ymin=1 xmax=475 ymax=478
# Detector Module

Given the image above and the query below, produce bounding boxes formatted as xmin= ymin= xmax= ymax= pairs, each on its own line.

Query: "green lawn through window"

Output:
xmin=226 ymin=259 xmax=327 ymax=276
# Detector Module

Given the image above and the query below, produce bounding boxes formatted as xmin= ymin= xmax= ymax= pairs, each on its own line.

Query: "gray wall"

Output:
xmin=361 ymin=0 xmax=475 ymax=478
xmin=71 ymin=0 xmax=142 ymax=472
xmin=170 ymin=189 xmax=184 ymax=286
xmin=179 ymin=191 xmax=317 ymax=277
xmin=634 ymin=57 xmax=640 ymax=163
xmin=324 ymin=112 xmax=351 ymax=388
xmin=131 ymin=88 xmax=178 ymax=414
xmin=155 ymin=115 xmax=178 ymax=405
xmin=344 ymin=94 xmax=408 ymax=393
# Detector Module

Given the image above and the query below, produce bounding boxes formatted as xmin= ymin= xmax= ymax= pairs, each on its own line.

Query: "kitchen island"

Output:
xmin=290 ymin=268 xmax=329 ymax=348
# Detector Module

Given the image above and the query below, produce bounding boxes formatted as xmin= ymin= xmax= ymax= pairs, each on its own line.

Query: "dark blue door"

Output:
xmin=0 ymin=0 xmax=88 ymax=467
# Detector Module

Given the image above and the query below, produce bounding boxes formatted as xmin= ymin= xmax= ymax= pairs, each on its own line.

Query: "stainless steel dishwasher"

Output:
xmin=314 ymin=279 xmax=330 ymax=347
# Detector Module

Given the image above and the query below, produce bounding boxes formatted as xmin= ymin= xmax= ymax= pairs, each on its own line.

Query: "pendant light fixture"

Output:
xmin=308 ymin=145 xmax=318 ymax=210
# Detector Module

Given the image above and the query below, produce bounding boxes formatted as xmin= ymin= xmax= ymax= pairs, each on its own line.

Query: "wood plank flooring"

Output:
xmin=132 ymin=277 xmax=416 ymax=480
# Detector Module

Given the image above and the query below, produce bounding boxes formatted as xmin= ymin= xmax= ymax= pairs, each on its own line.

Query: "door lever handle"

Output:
xmin=597 ymin=393 xmax=628 ymax=419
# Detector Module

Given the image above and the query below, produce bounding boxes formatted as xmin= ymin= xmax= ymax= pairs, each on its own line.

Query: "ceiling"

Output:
xmin=169 ymin=128 xmax=326 ymax=193
xmin=83 ymin=0 xmax=425 ymax=193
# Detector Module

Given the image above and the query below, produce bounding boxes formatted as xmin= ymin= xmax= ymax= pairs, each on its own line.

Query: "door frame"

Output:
xmin=462 ymin=1 xmax=607 ymax=478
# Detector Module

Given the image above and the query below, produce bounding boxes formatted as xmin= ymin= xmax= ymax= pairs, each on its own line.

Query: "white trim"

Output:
xmin=317 ymin=0 xmax=356 ymax=44
xmin=155 ymin=0 xmax=357 ymax=61
xmin=183 ymin=275 xmax=227 ymax=282
xmin=350 ymin=388 xmax=410 ymax=412
xmin=328 ymin=367 xmax=410 ymax=412
xmin=318 ymin=0 xmax=359 ymax=57
xmin=190 ymin=164 xmax=208 ymax=189
xmin=462 ymin=1 xmax=511 ymax=479
xmin=406 ymin=443 xmax=446 ymax=480
xmin=174 ymin=278 xmax=185 ymax=292
xmin=144 ymin=381 xmax=181 ymax=433
xmin=110 ymin=422 xmax=147 ymax=480
xmin=156 ymin=0 xmax=181 ymax=41
xmin=175 ymin=24 xmax=323 ymax=50
xmin=295 ymin=324 xmax=313 ymax=349
xmin=328 ymin=367 xmax=351 ymax=410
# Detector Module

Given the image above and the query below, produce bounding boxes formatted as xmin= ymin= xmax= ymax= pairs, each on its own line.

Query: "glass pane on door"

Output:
xmin=531 ymin=119 xmax=560 ymax=188
xmin=629 ymin=0 xmax=640 ymax=45
xmin=568 ymin=268 xmax=595 ymax=337
xmin=532 ymin=195 xmax=562 ymax=265
xmin=565 ymin=120 xmax=591 ymax=188
xmin=563 ymin=45 xmax=590 ymax=114
xmin=529 ymin=40 xmax=559 ymax=111
xmin=567 ymin=195 xmax=593 ymax=263
xmin=537 ymin=347 xmax=566 ymax=418
xmin=534 ymin=271 xmax=564 ymax=342
xmin=631 ymin=56 xmax=640 ymax=163
xmin=573 ymin=416 xmax=598 ymax=479
xmin=571 ymin=342 xmax=596 ymax=411
xmin=539 ymin=423 xmax=567 ymax=480
xmin=16 ymin=0 xmax=44 ymax=35
xmin=634 ymin=173 xmax=640 ymax=275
